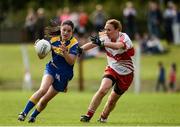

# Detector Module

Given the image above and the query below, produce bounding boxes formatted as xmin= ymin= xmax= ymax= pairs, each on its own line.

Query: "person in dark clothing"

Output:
xmin=147 ymin=1 xmax=162 ymax=38
xmin=36 ymin=8 xmax=46 ymax=39
xmin=24 ymin=8 xmax=37 ymax=42
xmin=163 ymin=1 xmax=177 ymax=44
xmin=156 ymin=61 xmax=167 ymax=92
xmin=168 ymin=63 xmax=177 ymax=92
xmin=123 ymin=1 xmax=137 ymax=40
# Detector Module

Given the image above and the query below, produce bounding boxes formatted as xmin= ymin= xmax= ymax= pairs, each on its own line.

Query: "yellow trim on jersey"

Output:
xmin=50 ymin=36 xmax=60 ymax=44
xmin=51 ymin=36 xmax=78 ymax=56
xmin=66 ymin=37 xmax=78 ymax=52
xmin=53 ymin=46 xmax=63 ymax=56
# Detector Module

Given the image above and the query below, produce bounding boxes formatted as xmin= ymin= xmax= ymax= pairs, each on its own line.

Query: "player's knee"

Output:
xmin=38 ymin=99 xmax=47 ymax=108
xmin=38 ymin=88 xmax=47 ymax=96
xmin=97 ymin=89 xmax=108 ymax=96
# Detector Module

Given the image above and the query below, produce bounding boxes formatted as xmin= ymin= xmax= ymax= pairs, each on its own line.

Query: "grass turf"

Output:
xmin=0 ymin=91 xmax=180 ymax=126
xmin=0 ymin=43 xmax=180 ymax=91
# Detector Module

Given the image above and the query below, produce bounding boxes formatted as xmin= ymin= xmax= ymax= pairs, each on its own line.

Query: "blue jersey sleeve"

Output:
xmin=69 ymin=43 xmax=78 ymax=55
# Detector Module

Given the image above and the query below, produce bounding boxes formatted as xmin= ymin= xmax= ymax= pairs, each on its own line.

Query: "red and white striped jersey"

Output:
xmin=100 ymin=32 xmax=135 ymax=75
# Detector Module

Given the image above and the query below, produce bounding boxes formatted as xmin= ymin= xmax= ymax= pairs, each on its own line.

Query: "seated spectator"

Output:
xmin=146 ymin=35 xmax=164 ymax=54
xmin=139 ymin=33 xmax=149 ymax=53
xmin=139 ymin=34 xmax=168 ymax=55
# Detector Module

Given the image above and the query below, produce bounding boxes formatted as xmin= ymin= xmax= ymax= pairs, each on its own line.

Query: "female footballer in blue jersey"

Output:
xmin=18 ymin=20 xmax=79 ymax=123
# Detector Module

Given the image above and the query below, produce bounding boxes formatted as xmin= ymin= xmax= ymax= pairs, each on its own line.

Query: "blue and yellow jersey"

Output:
xmin=49 ymin=35 xmax=78 ymax=77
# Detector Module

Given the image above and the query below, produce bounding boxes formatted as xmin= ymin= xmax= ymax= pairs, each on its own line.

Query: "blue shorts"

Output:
xmin=44 ymin=62 xmax=73 ymax=92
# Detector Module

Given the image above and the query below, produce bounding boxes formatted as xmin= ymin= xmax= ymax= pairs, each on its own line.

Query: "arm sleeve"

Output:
xmin=69 ymin=43 xmax=78 ymax=55
xmin=120 ymin=33 xmax=133 ymax=50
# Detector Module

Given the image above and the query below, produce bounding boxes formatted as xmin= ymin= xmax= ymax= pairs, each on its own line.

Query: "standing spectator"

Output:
xmin=91 ymin=4 xmax=107 ymax=32
xmin=163 ymin=1 xmax=177 ymax=44
xmin=35 ymin=8 xmax=46 ymax=39
xmin=24 ymin=8 xmax=37 ymax=41
xmin=147 ymin=1 xmax=162 ymax=38
xmin=78 ymin=6 xmax=89 ymax=37
xmin=60 ymin=7 xmax=71 ymax=23
xmin=172 ymin=6 xmax=180 ymax=45
xmin=55 ymin=8 xmax=62 ymax=24
xmin=0 ymin=10 xmax=5 ymax=25
xmin=156 ymin=61 xmax=166 ymax=92
xmin=168 ymin=63 xmax=177 ymax=92
xmin=70 ymin=10 xmax=79 ymax=35
xmin=123 ymin=1 xmax=137 ymax=40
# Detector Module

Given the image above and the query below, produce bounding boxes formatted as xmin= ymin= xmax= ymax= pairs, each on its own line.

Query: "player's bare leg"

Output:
xmin=30 ymin=74 xmax=53 ymax=102
xmin=80 ymin=78 xmax=112 ymax=122
xmin=37 ymin=85 xmax=58 ymax=111
xmin=18 ymin=74 xmax=53 ymax=121
xmin=99 ymin=90 xmax=121 ymax=122
xmin=28 ymin=85 xmax=58 ymax=123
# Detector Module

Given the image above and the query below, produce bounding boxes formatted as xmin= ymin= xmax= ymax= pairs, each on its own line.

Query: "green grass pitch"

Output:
xmin=0 ymin=43 xmax=180 ymax=126
xmin=0 ymin=43 xmax=180 ymax=90
xmin=0 ymin=91 xmax=180 ymax=126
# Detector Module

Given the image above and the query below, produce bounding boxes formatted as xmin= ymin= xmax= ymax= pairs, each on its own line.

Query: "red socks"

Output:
xmin=87 ymin=109 xmax=95 ymax=118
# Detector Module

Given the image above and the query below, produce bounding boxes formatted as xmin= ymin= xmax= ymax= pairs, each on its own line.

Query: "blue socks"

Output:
xmin=31 ymin=109 xmax=40 ymax=118
xmin=22 ymin=100 xmax=41 ymax=118
xmin=23 ymin=100 xmax=35 ymax=115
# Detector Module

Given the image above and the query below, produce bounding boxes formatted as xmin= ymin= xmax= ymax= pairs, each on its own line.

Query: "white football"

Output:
xmin=34 ymin=39 xmax=51 ymax=59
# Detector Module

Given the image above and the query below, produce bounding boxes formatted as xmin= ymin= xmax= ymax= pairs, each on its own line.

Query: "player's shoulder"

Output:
xmin=50 ymin=36 xmax=60 ymax=43
xmin=64 ymin=36 xmax=78 ymax=50
xmin=70 ymin=36 xmax=78 ymax=44
xmin=120 ymin=32 xmax=132 ymax=41
xmin=69 ymin=36 xmax=79 ymax=47
xmin=120 ymin=32 xmax=129 ymax=38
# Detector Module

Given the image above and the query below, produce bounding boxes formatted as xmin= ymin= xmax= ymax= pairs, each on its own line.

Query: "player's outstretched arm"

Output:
xmin=81 ymin=42 xmax=97 ymax=51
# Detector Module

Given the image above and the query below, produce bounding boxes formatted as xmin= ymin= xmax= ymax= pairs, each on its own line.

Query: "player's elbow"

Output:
xmin=67 ymin=58 xmax=76 ymax=66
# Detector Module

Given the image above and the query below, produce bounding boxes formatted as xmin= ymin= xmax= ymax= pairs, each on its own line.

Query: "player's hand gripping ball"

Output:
xmin=34 ymin=39 xmax=51 ymax=59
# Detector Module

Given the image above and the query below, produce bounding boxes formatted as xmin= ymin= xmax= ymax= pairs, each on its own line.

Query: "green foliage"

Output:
xmin=2 ymin=0 xmax=180 ymax=33
xmin=0 ymin=0 xmax=166 ymax=28
xmin=0 ymin=91 xmax=180 ymax=125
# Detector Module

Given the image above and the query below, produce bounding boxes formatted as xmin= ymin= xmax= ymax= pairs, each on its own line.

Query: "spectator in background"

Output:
xmin=147 ymin=1 xmax=162 ymax=38
xmin=24 ymin=8 xmax=37 ymax=41
xmin=35 ymin=8 xmax=46 ymax=39
xmin=123 ymin=1 xmax=137 ymax=40
xmin=146 ymin=35 xmax=165 ymax=54
xmin=168 ymin=63 xmax=177 ymax=92
xmin=138 ymin=34 xmax=166 ymax=55
xmin=54 ymin=9 xmax=62 ymax=25
xmin=91 ymin=4 xmax=107 ymax=32
xmin=163 ymin=1 xmax=177 ymax=44
xmin=78 ymin=6 xmax=89 ymax=37
xmin=70 ymin=10 xmax=79 ymax=35
xmin=177 ymin=8 xmax=180 ymax=26
xmin=172 ymin=5 xmax=180 ymax=45
xmin=138 ymin=33 xmax=149 ymax=53
xmin=156 ymin=61 xmax=167 ymax=92
xmin=60 ymin=7 xmax=71 ymax=23
xmin=0 ymin=10 xmax=5 ymax=25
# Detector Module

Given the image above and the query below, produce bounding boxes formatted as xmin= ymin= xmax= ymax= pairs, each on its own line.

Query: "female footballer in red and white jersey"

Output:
xmin=80 ymin=19 xmax=135 ymax=122
xmin=18 ymin=20 xmax=79 ymax=123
